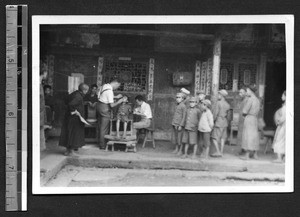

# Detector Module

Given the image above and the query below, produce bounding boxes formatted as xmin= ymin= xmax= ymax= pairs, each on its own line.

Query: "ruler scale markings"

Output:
xmin=6 ymin=5 xmax=27 ymax=212
xmin=6 ymin=5 xmax=18 ymax=211
xmin=21 ymin=5 xmax=28 ymax=211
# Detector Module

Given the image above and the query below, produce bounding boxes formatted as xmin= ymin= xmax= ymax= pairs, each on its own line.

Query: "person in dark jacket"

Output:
xmin=171 ymin=92 xmax=186 ymax=154
xmin=84 ymin=84 xmax=98 ymax=106
xmin=181 ymin=97 xmax=201 ymax=159
xmin=59 ymin=83 xmax=89 ymax=156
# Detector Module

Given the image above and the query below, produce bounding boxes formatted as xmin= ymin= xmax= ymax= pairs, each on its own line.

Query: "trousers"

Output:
xmin=97 ymin=102 xmax=111 ymax=148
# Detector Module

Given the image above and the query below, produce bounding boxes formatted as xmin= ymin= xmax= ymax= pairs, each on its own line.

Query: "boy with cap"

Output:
xmin=171 ymin=93 xmax=187 ymax=153
xmin=181 ymin=96 xmax=201 ymax=158
xmin=180 ymin=88 xmax=191 ymax=107
xmin=195 ymin=90 xmax=206 ymax=151
xmin=196 ymin=90 xmax=206 ymax=105
xmin=198 ymin=99 xmax=214 ymax=159
xmin=211 ymin=89 xmax=230 ymax=157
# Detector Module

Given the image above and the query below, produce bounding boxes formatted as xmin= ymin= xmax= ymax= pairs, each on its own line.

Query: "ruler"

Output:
xmin=6 ymin=5 xmax=28 ymax=211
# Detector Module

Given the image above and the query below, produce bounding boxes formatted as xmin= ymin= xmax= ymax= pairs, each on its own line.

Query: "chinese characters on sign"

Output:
xmin=97 ymin=57 xmax=104 ymax=87
xmin=200 ymin=61 xmax=207 ymax=93
xmin=206 ymin=58 xmax=212 ymax=95
xmin=147 ymin=58 xmax=155 ymax=101
xmin=195 ymin=60 xmax=201 ymax=93
xmin=194 ymin=60 xmax=201 ymax=94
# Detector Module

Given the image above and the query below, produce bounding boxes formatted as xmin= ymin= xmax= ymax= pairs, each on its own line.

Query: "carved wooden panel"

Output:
xmin=238 ymin=63 xmax=257 ymax=89
xmin=219 ymin=62 xmax=234 ymax=90
xmin=103 ymin=61 xmax=148 ymax=93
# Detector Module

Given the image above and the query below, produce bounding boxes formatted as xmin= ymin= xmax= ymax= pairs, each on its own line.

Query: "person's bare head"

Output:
xmin=44 ymin=85 xmax=52 ymax=96
xmin=135 ymin=95 xmax=144 ymax=106
xmin=91 ymin=84 xmax=98 ymax=94
xmin=78 ymin=83 xmax=89 ymax=95
xmin=110 ymin=78 xmax=121 ymax=90
xmin=239 ymin=87 xmax=247 ymax=98
xmin=176 ymin=93 xmax=184 ymax=104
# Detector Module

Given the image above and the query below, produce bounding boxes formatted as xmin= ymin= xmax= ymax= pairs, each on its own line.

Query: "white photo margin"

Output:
xmin=32 ymin=15 xmax=294 ymax=194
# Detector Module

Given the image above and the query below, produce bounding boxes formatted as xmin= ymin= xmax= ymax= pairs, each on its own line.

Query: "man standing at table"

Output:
xmin=97 ymin=78 xmax=124 ymax=149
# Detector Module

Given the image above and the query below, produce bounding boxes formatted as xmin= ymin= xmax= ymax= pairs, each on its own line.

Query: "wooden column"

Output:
xmin=258 ymin=53 xmax=267 ymax=117
xmin=211 ymin=37 xmax=222 ymax=108
xmin=258 ymin=53 xmax=267 ymax=98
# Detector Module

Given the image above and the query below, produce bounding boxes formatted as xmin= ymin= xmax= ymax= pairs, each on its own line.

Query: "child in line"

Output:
xmin=211 ymin=89 xmax=230 ymax=157
xmin=181 ymin=96 xmax=201 ymax=158
xmin=180 ymin=88 xmax=191 ymax=107
xmin=196 ymin=90 xmax=206 ymax=106
xmin=116 ymin=95 xmax=132 ymax=139
xmin=198 ymin=99 xmax=214 ymax=159
xmin=171 ymin=92 xmax=187 ymax=154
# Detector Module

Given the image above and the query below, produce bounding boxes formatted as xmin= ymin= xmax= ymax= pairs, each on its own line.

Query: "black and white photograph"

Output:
xmin=32 ymin=16 xmax=293 ymax=194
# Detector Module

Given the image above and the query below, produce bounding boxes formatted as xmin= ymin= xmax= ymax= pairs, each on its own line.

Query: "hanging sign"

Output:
xmin=194 ymin=61 xmax=201 ymax=94
xmin=147 ymin=58 xmax=155 ymax=101
xmin=206 ymin=58 xmax=213 ymax=95
xmin=97 ymin=57 xmax=104 ymax=87
xmin=200 ymin=61 xmax=207 ymax=93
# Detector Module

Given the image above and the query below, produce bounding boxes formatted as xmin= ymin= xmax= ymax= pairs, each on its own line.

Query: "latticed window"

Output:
xmin=238 ymin=63 xmax=257 ymax=89
xmin=103 ymin=61 xmax=148 ymax=93
xmin=219 ymin=63 xmax=234 ymax=90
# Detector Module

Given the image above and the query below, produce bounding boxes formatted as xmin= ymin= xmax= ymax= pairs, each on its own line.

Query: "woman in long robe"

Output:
xmin=272 ymin=91 xmax=286 ymax=163
xmin=237 ymin=87 xmax=248 ymax=154
xmin=241 ymin=85 xmax=260 ymax=160
xmin=59 ymin=83 xmax=89 ymax=156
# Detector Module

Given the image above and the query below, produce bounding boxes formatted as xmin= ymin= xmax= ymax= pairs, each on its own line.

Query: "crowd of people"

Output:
xmin=56 ymin=78 xmax=153 ymax=156
xmin=171 ymin=86 xmax=286 ymax=163
xmin=40 ymin=72 xmax=286 ymax=163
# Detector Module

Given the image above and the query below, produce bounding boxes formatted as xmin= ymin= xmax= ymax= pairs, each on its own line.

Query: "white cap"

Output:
xmin=180 ymin=88 xmax=190 ymax=95
xmin=218 ymin=89 xmax=228 ymax=97
xmin=202 ymin=99 xmax=211 ymax=106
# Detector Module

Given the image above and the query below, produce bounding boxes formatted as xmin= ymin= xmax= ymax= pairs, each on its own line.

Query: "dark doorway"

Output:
xmin=264 ymin=62 xmax=286 ymax=129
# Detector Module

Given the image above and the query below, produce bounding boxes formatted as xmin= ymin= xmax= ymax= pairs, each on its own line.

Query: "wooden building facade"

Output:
xmin=40 ymin=24 xmax=286 ymax=139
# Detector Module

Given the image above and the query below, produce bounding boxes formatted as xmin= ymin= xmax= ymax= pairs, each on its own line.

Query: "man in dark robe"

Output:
xmin=59 ymin=83 xmax=89 ymax=156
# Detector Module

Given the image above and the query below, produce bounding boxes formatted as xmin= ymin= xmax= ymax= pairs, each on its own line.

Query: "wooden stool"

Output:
xmin=142 ymin=127 xmax=155 ymax=149
xmin=105 ymin=140 xmax=137 ymax=153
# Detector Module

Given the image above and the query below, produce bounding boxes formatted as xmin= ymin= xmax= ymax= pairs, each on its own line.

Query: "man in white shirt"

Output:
xmin=133 ymin=95 xmax=152 ymax=129
xmin=96 ymin=78 xmax=124 ymax=149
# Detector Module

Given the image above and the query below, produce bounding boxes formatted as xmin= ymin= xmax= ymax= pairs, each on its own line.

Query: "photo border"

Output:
xmin=32 ymin=15 xmax=294 ymax=194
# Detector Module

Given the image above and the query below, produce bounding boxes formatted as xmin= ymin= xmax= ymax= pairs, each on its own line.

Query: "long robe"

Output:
xmin=59 ymin=90 xmax=85 ymax=149
xmin=237 ymin=97 xmax=248 ymax=146
xmin=241 ymin=95 xmax=260 ymax=151
xmin=272 ymin=103 xmax=286 ymax=154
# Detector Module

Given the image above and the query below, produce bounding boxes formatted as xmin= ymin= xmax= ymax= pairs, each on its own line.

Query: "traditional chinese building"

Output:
xmin=40 ymin=24 xmax=286 ymax=139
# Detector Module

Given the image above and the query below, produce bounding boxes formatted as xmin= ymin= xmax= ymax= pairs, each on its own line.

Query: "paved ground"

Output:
xmin=41 ymin=137 xmax=285 ymax=187
xmin=45 ymin=166 xmax=283 ymax=187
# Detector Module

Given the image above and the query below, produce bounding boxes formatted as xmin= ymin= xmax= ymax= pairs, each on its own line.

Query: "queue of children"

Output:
xmin=171 ymin=87 xmax=232 ymax=160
